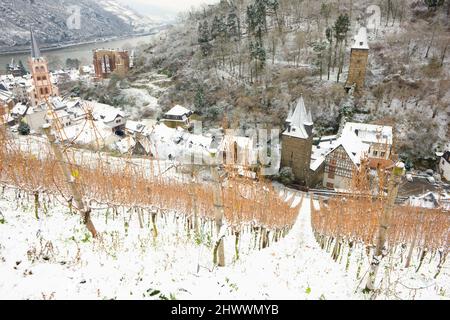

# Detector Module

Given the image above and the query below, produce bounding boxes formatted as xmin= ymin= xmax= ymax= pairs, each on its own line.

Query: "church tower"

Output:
xmin=280 ymin=96 xmax=314 ymax=186
xmin=346 ymin=27 xmax=369 ymax=91
xmin=28 ymin=30 xmax=55 ymax=105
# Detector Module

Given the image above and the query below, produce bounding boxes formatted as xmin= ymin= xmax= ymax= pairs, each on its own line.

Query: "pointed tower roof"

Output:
xmin=30 ymin=29 xmax=41 ymax=59
xmin=283 ymin=95 xmax=313 ymax=139
xmin=352 ymin=27 xmax=369 ymax=50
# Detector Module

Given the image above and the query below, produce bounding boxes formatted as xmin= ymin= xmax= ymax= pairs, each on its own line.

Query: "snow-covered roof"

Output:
xmin=88 ymin=102 xmax=126 ymax=124
xmin=325 ymin=130 xmax=370 ymax=166
xmin=352 ymin=27 xmax=369 ymax=50
xmin=342 ymin=122 xmax=393 ymax=145
xmin=310 ymin=135 xmax=339 ymax=171
xmin=11 ymin=103 xmax=28 ymax=115
xmin=310 ymin=156 xmax=326 ymax=171
xmin=125 ymin=120 xmax=147 ymax=134
xmin=165 ymin=105 xmax=192 ymax=117
xmin=283 ymin=96 xmax=313 ymax=139
xmin=146 ymin=123 xmax=213 ymax=161
xmin=30 ymin=29 xmax=41 ymax=59
xmin=339 ymin=130 xmax=370 ymax=165
xmin=62 ymin=121 xmax=115 ymax=145
xmin=114 ymin=136 xmax=136 ymax=154
xmin=0 ymin=89 xmax=13 ymax=102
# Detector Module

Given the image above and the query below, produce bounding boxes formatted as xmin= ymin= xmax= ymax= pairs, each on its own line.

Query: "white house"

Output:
xmin=341 ymin=122 xmax=393 ymax=160
xmin=161 ymin=105 xmax=194 ymax=128
xmin=322 ymin=130 xmax=370 ymax=190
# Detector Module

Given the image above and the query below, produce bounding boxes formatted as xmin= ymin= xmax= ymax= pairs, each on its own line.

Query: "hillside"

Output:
xmin=124 ymin=0 xmax=450 ymax=165
xmin=0 ymin=0 xmax=162 ymax=52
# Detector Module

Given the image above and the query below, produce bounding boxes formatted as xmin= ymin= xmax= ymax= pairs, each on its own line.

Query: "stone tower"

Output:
xmin=280 ymin=96 xmax=314 ymax=186
xmin=346 ymin=27 xmax=369 ymax=91
xmin=28 ymin=30 xmax=55 ymax=105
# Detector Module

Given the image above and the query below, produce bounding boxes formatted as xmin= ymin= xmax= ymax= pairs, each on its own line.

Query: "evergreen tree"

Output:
xmin=198 ymin=21 xmax=212 ymax=57
xmin=333 ymin=14 xmax=350 ymax=43
xmin=313 ymin=41 xmax=327 ymax=80
xmin=194 ymin=86 xmax=206 ymax=110
xmin=18 ymin=121 xmax=30 ymax=136
xmin=227 ymin=12 xmax=240 ymax=41
xmin=254 ymin=0 xmax=268 ymax=36
xmin=425 ymin=0 xmax=445 ymax=10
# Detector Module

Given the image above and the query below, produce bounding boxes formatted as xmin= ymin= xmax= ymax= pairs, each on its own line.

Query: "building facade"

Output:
xmin=346 ymin=27 xmax=369 ymax=91
xmin=280 ymin=96 xmax=314 ymax=186
xmin=93 ymin=49 xmax=130 ymax=79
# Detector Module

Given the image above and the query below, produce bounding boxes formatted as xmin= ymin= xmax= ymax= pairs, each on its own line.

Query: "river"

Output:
xmin=0 ymin=34 xmax=156 ymax=74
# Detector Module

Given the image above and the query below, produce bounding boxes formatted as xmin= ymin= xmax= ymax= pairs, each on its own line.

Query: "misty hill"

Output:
xmin=0 ymin=0 xmax=162 ymax=52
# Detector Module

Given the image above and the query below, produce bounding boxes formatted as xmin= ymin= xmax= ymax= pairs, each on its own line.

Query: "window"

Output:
xmin=44 ymin=88 xmax=49 ymax=94
xmin=40 ymin=88 xmax=44 ymax=95
xmin=373 ymin=151 xmax=378 ymax=157
xmin=381 ymin=152 xmax=386 ymax=158
xmin=37 ymin=76 xmax=41 ymax=81
xmin=42 ymin=76 xmax=47 ymax=81
xmin=327 ymin=183 xmax=334 ymax=189
xmin=328 ymin=171 xmax=335 ymax=179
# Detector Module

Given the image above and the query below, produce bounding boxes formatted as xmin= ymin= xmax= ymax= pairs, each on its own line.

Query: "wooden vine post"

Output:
xmin=210 ymin=164 xmax=225 ymax=267
xmin=42 ymin=124 xmax=98 ymax=238
xmin=364 ymin=161 xmax=405 ymax=293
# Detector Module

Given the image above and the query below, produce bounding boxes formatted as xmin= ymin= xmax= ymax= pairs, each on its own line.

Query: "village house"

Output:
xmin=0 ymin=87 xmax=14 ymax=112
xmin=341 ymin=122 xmax=394 ymax=172
xmin=161 ymin=105 xmax=194 ymax=129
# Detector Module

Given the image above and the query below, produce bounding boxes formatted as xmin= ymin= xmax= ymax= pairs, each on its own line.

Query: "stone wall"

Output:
xmin=280 ymin=134 xmax=312 ymax=185
xmin=346 ymin=48 xmax=369 ymax=90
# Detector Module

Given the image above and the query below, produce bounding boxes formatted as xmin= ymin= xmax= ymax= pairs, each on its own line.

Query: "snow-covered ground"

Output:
xmin=0 ymin=187 xmax=448 ymax=300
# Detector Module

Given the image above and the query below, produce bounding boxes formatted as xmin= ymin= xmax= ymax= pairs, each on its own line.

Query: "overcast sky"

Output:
xmin=116 ymin=0 xmax=220 ymax=18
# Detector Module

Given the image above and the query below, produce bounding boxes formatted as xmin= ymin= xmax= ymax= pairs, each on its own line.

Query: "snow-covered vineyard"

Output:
xmin=0 ymin=185 xmax=448 ymax=300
